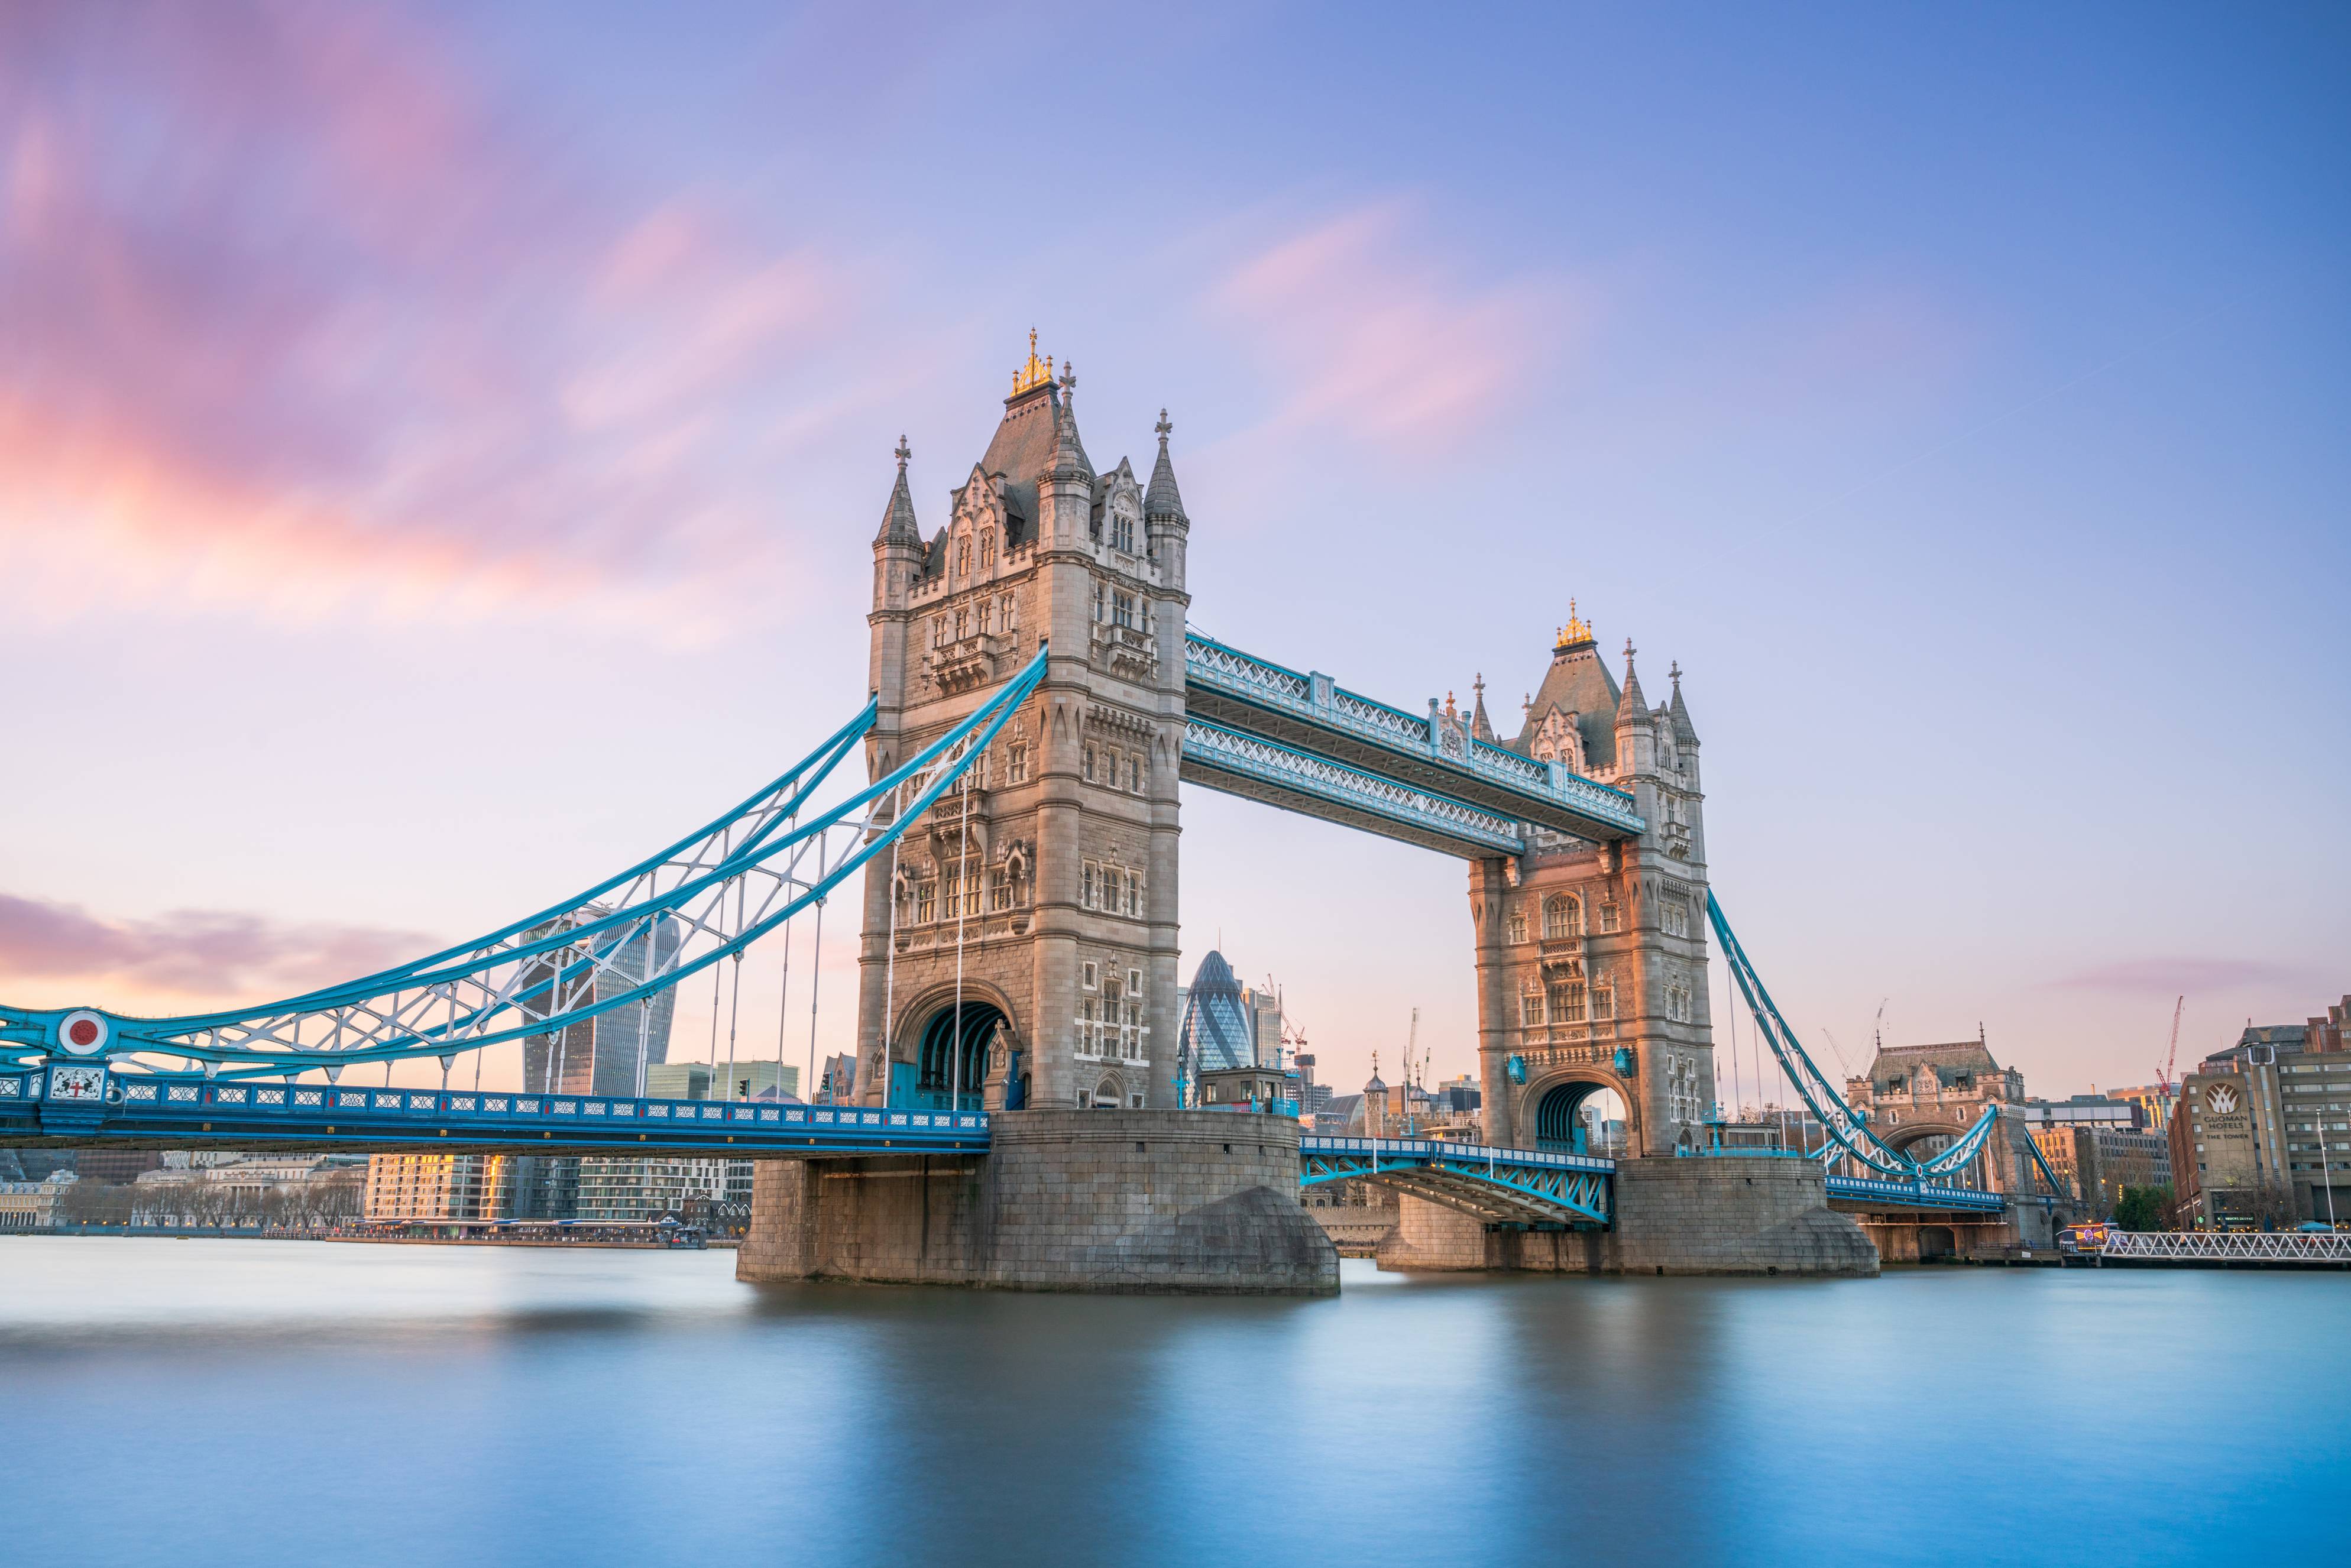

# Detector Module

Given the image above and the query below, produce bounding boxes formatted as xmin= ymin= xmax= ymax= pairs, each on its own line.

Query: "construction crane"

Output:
xmin=2155 ymin=995 xmax=2186 ymax=1097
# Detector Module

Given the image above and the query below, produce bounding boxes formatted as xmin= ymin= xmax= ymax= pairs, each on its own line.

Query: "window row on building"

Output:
xmin=1505 ymin=893 xmax=1623 ymax=944
xmin=1081 ymin=859 xmax=1145 ymax=917
xmin=1091 ymin=582 xmax=1147 ymax=631
xmin=1076 ymin=959 xmax=1148 ymax=1067
xmin=931 ymin=591 xmax=1018 ymax=647
xmin=1082 ymin=741 xmax=1147 ymax=793
xmin=1518 ymin=976 xmax=1617 ymax=1026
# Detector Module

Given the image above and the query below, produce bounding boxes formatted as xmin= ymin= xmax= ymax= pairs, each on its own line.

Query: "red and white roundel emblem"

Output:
xmin=57 ymin=1009 xmax=109 ymax=1056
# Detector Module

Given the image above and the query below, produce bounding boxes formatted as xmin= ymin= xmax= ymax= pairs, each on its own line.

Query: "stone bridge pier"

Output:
xmin=1376 ymin=1154 xmax=1879 ymax=1277
xmin=737 ymin=1110 xmax=1336 ymax=1294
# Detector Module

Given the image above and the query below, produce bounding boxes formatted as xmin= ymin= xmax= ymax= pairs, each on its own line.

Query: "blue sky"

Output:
xmin=3 ymin=2 xmax=2344 ymax=1100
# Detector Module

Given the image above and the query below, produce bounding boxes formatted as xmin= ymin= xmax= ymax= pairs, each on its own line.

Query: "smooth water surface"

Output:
xmin=2 ymin=1239 xmax=2343 ymax=1567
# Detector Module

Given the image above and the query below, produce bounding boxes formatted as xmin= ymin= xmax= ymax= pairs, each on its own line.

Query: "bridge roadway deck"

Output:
xmin=1183 ymin=633 xmax=1644 ymax=847
xmin=0 ymin=1073 xmax=988 ymax=1159
xmin=1302 ymin=1135 xmax=1616 ymax=1226
xmin=1824 ymin=1172 xmax=2007 ymax=1214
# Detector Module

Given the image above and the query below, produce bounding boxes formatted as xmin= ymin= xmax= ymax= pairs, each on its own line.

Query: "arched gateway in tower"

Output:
xmin=852 ymin=343 xmax=1717 ymax=1159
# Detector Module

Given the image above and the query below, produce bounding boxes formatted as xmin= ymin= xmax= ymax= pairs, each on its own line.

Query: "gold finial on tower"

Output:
xmin=1555 ymin=598 xmax=1593 ymax=650
xmin=1012 ymin=328 xmax=1054 ymax=395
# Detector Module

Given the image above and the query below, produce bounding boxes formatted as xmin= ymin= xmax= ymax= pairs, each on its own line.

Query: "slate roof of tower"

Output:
xmin=1178 ymin=950 xmax=1257 ymax=1074
xmin=1510 ymin=638 xmax=1623 ymax=772
xmin=875 ymin=459 xmax=921 ymax=548
xmin=958 ymin=380 xmax=1067 ymax=552
xmin=1669 ymin=676 xmax=1698 ymax=743
xmin=1145 ymin=427 xmax=1186 ymax=519
xmin=1861 ymin=1041 xmax=2006 ymax=1086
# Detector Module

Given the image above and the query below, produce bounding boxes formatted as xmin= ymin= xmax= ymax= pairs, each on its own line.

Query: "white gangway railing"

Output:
xmin=2101 ymin=1231 xmax=2351 ymax=1264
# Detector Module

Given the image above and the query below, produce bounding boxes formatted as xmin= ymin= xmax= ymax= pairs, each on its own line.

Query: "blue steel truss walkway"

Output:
xmin=1183 ymin=633 xmax=1644 ymax=852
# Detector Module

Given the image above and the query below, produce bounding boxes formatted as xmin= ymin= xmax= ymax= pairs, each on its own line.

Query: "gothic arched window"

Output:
xmin=1543 ymin=895 xmax=1582 ymax=941
xmin=1519 ymin=979 xmax=1544 ymax=1028
xmin=957 ymin=534 xmax=972 ymax=576
xmin=981 ymin=530 xmax=996 ymax=569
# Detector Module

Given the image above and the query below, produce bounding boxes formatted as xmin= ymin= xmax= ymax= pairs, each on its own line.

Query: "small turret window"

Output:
xmin=1507 ymin=908 xmax=1528 ymax=944
xmin=1599 ymin=902 xmax=1621 ymax=934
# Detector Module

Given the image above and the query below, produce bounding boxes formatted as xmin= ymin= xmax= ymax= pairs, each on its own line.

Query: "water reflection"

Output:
xmin=1 ymin=1240 xmax=2344 ymax=1567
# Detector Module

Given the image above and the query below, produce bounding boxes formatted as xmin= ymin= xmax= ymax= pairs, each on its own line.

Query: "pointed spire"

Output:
xmin=1145 ymin=407 xmax=1187 ymax=521
xmin=1667 ymin=659 xmax=1698 ymax=742
xmin=1471 ymin=674 xmax=1495 ymax=741
xmin=1616 ymin=637 xmax=1653 ymax=728
xmin=1047 ymin=367 xmax=1093 ymax=482
xmin=875 ymin=435 xmax=921 ymax=548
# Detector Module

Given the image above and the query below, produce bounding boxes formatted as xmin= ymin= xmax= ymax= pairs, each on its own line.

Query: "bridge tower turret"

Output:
xmin=854 ymin=340 xmax=1190 ymax=1114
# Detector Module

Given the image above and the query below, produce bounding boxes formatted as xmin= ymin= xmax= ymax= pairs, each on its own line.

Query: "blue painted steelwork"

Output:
xmin=1182 ymin=630 xmax=1645 ymax=840
xmin=1 ymin=647 xmax=1052 ymax=1083
xmin=0 ymin=1067 xmax=987 ymax=1156
xmin=1708 ymin=891 xmax=2004 ymax=1183
xmin=1825 ymin=1174 xmax=2007 ymax=1214
xmin=2018 ymin=1132 xmax=2072 ymax=1205
xmin=1180 ymin=718 xmax=1527 ymax=857
xmin=1301 ymin=1135 xmax=1612 ymax=1226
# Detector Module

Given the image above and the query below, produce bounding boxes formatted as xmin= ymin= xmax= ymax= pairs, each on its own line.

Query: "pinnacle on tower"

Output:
xmin=1144 ymin=408 xmax=1187 ymax=521
xmin=1048 ymin=363 xmax=1093 ymax=482
xmin=874 ymin=434 xmax=921 ymax=547
xmin=1667 ymin=659 xmax=1698 ymax=742
xmin=1471 ymin=674 xmax=1495 ymax=741
xmin=1615 ymin=638 xmax=1653 ymax=728
xmin=1555 ymin=599 xmax=1594 ymax=652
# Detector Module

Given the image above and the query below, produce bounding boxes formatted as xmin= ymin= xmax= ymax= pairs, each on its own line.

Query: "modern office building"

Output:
xmin=2168 ymin=1004 xmax=2351 ymax=1226
xmin=520 ymin=909 xmax=683 ymax=1097
xmin=1176 ymin=950 xmax=1290 ymax=1107
xmin=714 ymin=1061 xmax=799 ymax=1103
xmin=361 ymin=1154 xmax=514 ymax=1224
xmin=574 ymin=1156 xmax=728 ymax=1222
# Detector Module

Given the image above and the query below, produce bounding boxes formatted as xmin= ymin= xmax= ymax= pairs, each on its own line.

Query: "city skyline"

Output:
xmin=4 ymin=4 xmax=2346 ymax=1102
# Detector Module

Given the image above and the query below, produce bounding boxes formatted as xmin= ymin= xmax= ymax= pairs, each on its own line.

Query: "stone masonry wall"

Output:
xmin=737 ymin=1109 xmax=1337 ymax=1294
xmin=1376 ymin=1155 xmax=1879 ymax=1277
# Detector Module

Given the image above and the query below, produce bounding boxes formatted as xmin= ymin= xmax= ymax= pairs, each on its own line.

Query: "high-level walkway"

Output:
xmin=1181 ymin=632 xmax=1644 ymax=856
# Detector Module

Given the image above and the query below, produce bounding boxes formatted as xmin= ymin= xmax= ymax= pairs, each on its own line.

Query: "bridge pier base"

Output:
xmin=1377 ymin=1155 xmax=1878 ymax=1277
xmin=737 ymin=1110 xmax=1338 ymax=1294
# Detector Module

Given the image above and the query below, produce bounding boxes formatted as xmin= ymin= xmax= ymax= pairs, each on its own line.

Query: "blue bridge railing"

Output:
xmin=0 ymin=1068 xmax=988 ymax=1158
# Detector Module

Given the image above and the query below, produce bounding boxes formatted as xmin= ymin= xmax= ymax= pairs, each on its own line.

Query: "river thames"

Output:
xmin=2 ymin=1239 xmax=2343 ymax=1567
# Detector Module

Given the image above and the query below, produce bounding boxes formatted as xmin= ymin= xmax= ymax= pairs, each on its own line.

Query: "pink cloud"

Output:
xmin=2046 ymin=957 xmax=2314 ymax=994
xmin=0 ymin=4 xmax=869 ymax=637
xmin=1209 ymin=202 xmax=1580 ymax=453
xmin=0 ymin=890 xmax=434 ymax=1013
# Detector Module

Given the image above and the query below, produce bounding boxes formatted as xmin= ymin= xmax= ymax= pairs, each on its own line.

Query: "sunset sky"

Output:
xmin=4 ymin=3 xmax=2346 ymax=1103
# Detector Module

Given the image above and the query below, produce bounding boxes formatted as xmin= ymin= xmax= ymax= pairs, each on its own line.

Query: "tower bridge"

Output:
xmin=2 ymin=342 xmax=2049 ymax=1289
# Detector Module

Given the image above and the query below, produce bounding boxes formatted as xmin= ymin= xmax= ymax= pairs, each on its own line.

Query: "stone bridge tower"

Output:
xmin=855 ymin=340 xmax=1190 ymax=1113
xmin=1471 ymin=610 xmax=1717 ymax=1156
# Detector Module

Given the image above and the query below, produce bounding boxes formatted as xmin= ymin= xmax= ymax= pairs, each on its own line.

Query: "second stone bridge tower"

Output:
xmin=855 ymin=342 xmax=1190 ymax=1113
